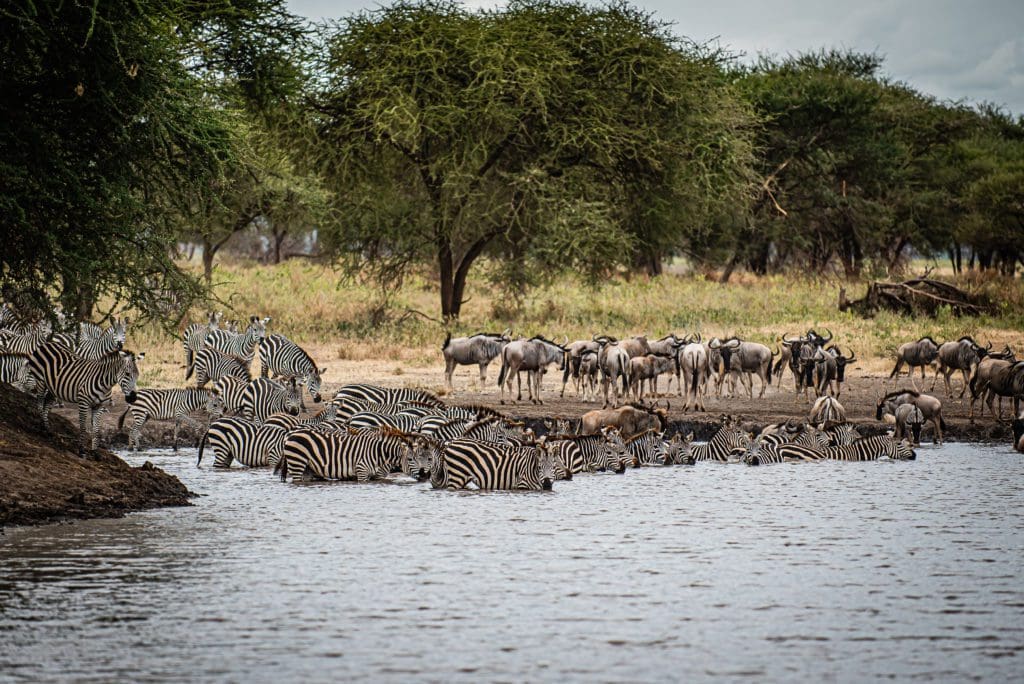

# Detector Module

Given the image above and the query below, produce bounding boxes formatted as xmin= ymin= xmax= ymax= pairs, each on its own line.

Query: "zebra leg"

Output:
xmin=130 ymin=413 xmax=147 ymax=451
xmin=173 ymin=416 xmax=180 ymax=452
xmin=38 ymin=392 xmax=53 ymax=431
xmin=78 ymin=402 xmax=91 ymax=456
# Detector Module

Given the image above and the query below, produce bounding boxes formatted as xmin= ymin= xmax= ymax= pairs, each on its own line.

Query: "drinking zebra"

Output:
xmin=26 ymin=344 xmax=142 ymax=455
xmin=117 ymin=388 xmax=218 ymax=451
xmin=259 ymin=333 xmax=324 ymax=403
xmin=432 ymin=438 xmax=555 ymax=491
xmin=211 ymin=376 xmax=249 ymax=415
xmin=277 ymin=429 xmax=412 ymax=483
xmin=661 ymin=431 xmax=696 ymax=465
xmin=625 ymin=429 xmax=667 ymax=466
xmin=824 ymin=435 xmax=915 ymax=461
xmin=825 ymin=423 xmax=861 ymax=446
xmin=239 ymin=377 xmax=302 ymax=425
xmin=744 ymin=437 xmax=825 ymax=465
xmin=690 ymin=422 xmax=751 ymax=462
xmin=541 ymin=429 xmax=629 ymax=475
xmin=193 ymin=347 xmax=252 ymax=388
xmin=198 ymin=418 xmax=288 ymax=468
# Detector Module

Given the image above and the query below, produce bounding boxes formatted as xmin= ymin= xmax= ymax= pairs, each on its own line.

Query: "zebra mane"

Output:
xmin=542 ymin=432 xmax=605 ymax=443
xmin=451 ymin=404 xmax=508 ymax=420
xmin=625 ymin=428 xmax=662 ymax=445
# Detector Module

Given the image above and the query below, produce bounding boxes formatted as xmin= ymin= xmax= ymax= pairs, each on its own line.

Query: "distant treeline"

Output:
xmin=2 ymin=0 xmax=1021 ymax=323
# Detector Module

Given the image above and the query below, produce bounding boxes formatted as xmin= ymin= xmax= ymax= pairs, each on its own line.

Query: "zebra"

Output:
xmin=625 ymin=428 xmax=667 ymax=466
xmin=26 ymin=345 xmax=142 ymax=455
xmin=193 ymin=347 xmax=252 ymax=388
xmin=809 ymin=395 xmax=846 ymax=429
xmin=457 ymin=415 xmax=533 ymax=446
xmin=1 ymin=321 xmax=53 ymax=355
xmin=541 ymin=429 xmax=629 ymax=474
xmin=183 ymin=312 xmax=221 ymax=380
xmin=824 ymin=435 xmax=916 ymax=461
xmin=758 ymin=425 xmax=830 ymax=449
xmin=204 ymin=315 xmax=268 ymax=366
xmin=198 ymin=418 xmax=288 ymax=468
xmin=75 ymin=318 xmax=128 ymax=361
xmin=0 ymin=353 xmax=35 ymax=393
xmin=431 ymin=438 xmax=555 ymax=490
xmin=332 ymin=383 xmax=444 ymax=408
xmin=277 ymin=429 xmax=412 ymax=483
xmin=259 ymin=333 xmax=324 ymax=403
xmin=239 ymin=377 xmax=302 ymax=425
xmin=211 ymin=375 xmax=249 ymax=415
xmin=690 ymin=421 xmax=751 ymax=462
xmin=348 ymin=411 xmax=422 ymax=433
xmin=662 ymin=431 xmax=696 ymax=465
xmin=263 ymin=403 xmax=339 ymax=432
xmin=744 ymin=437 xmax=825 ymax=465
xmin=117 ymin=387 xmax=218 ymax=451
xmin=442 ymin=329 xmax=511 ymax=391
xmin=826 ymin=423 xmax=861 ymax=446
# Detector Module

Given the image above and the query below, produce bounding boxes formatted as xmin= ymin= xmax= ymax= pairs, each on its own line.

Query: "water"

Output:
xmin=1 ymin=444 xmax=1022 ymax=682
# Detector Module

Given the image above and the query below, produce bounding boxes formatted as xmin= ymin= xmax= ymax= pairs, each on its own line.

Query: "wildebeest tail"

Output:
xmin=766 ymin=355 xmax=774 ymax=379
xmin=441 ymin=332 xmax=451 ymax=352
xmin=939 ymin=414 xmax=947 ymax=431
xmin=497 ymin=354 xmax=508 ymax=388
xmin=691 ymin=364 xmax=699 ymax=397
xmin=620 ymin=357 xmax=629 ymax=393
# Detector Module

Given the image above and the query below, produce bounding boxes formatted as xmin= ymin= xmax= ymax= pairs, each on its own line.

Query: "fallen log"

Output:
xmin=839 ymin=278 xmax=989 ymax=318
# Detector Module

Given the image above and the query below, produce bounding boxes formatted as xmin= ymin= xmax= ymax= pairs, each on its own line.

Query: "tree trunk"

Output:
xmin=438 ymin=240 xmax=456 ymax=322
xmin=202 ymin=239 xmax=215 ymax=285
xmin=719 ymin=253 xmax=740 ymax=284
xmin=273 ymin=228 xmax=286 ymax=264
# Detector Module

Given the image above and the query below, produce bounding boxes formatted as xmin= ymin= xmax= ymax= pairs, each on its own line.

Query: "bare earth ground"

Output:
xmin=62 ymin=356 xmax=1015 ymax=451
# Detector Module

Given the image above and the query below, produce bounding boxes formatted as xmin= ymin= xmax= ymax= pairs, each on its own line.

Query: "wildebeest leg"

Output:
xmin=477 ymin=361 xmax=488 ymax=388
xmin=957 ymin=369 xmax=970 ymax=398
xmin=444 ymin=358 xmax=456 ymax=391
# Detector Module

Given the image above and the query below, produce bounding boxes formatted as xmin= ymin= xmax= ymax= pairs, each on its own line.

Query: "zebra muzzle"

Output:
xmin=125 ymin=391 xmax=138 ymax=404
xmin=542 ymin=478 xmax=553 ymax=490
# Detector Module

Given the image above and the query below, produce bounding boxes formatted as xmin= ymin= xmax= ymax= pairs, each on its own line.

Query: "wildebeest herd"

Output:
xmin=2 ymin=303 xmax=1023 ymax=492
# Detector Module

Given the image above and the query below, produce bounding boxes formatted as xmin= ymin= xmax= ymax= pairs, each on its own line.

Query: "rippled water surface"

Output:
xmin=1 ymin=444 xmax=1022 ymax=682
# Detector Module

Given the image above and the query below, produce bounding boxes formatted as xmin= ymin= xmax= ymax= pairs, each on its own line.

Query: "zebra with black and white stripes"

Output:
xmin=690 ymin=422 xmax=751 ymax=462
xmin=264 ymin=403 xmax=338 ymax=432
xmin=198 ymin=418 xmax=288 ymax=468
xmin=1 ymin=321 xmax=52 ymax=355
xmin=541 ymin=429 xmax=629 ymax=475
xmin=625 ymin=429 xmax=667 ymax=467
xmin=204 ymin=316 xmax=268 ymax=366
xmin=0 ymin=353 xmax=35 ymax=393
xmin=193 ymin=347 xmax=252 ymax=388
xmin=744 ymin=437 xmax=824 ymax=465
xmin=824 ymin=435 xmax=916 ymax=461
xmin=432 ymin=438 xmax=555 ymax=491
xmin=826 ymin=423 xmax=861 ymax=446
xmin=183 ymin=312 xmax=221 ymax=380
xmin=239 ymin=377 xmax=302 ymax=425
xmin=75 ymin=317 xmax=127 ymax=360
xmin=211 ymin=376 xmax=249 ymax=416
xmin=332 ymin=383 xmax=443 ymax=408
xmin=27 ymin=344 xmax=142 ymax=455
xmin=117 ymin=388 xmax=218 ymax=451
xmin=259 ymin=334 xmax=324 ymax=403
xmin=277 ymin=429 xmax=412 ymax=483
xmin=347 ymin=411 xmax=422 ymax=433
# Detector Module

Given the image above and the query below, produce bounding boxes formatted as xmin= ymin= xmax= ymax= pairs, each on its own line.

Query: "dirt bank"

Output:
xmin=0 ymin=385 xmax=191 ymax=528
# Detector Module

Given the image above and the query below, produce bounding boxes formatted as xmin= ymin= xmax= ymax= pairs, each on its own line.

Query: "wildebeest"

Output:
xmin=969 ymin=359 xmax=1024 ymax=420
xmin=876 ymin=390 xmax=946 ymax=444
xmin=708 ymin=338 xmax=773 ymax=399
xmin=812 ymin=346 xmax=855 ymax=398
xmin=809 ymin=395 xmax=846 ymax=429
xmin=580 ymin=404 xmax=667 ymax=438
xmin=779 ymin=329 xmax=831 ymax=395
xmin=594 ymin=338 xmax=633 ymax=409
xmin=677 ymin=338 xmax=709 ymax=411
xmin=442 ymin=329 xmax=511 ymax=392
xmin=628 ymin=353 xmax=676 ymax=402
xmin=932 ymin=336 xmax=989 ymax=397
xmin=560 ymin=339 xmax=600 ymax=398
xmin=1013 ymin=409 xmax=1024 ymax=453
xmin=497 ymin=336 xmax=567 ymax=405
xmin=893 ymin=403 xmax=925 ymax=446
xmin=889 ymin=336 xmax=940 ymax=390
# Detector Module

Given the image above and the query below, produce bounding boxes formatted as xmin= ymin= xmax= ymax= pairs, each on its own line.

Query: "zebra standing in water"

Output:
xmin=211 ymin=376 xmax=248 ymax=415
xmin=183 ymin=312 xmax=221 ymax=380
xmin=198 ymin=417 xmax=288 ymax=468
xmin=541 ymin=429 xmax=629 ymax=474
xmin=259 ymin=333 xmax=324 ymax=403
xmin=239 ymin=377 xmax=302 ymax=425
xmin=75 ymin=317 xmax=128 ymax=360
xmin=277 ymin=429 xmax=413 ymax=483
xmin=824 ymin=435 xmax=916 ymax=461
xmin=193 ymin=347 xmax=252 ymax=388
xmin=26 ymin=344 xmax=142 ymax=455
xmin=432 ymin=438 xmax=556 ymax=491
xmin=204 ymin=315 xmax=268 ymax=366
xmin=690 ymin=421 xmax=751 ymax=462
xmin=117 ymin=388 xmax=218 ymax=451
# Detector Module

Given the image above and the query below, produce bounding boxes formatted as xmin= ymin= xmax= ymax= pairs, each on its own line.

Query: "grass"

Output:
xmin=128 ymin=257 xmax=1024 ymax=388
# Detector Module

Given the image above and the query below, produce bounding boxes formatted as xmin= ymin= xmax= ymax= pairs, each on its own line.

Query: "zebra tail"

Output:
xmin=117 ymin=407 xmax=130 ymax=432
xmin=274 ymin=451 xmax=287 ymax=481
xmin=185 ymin=360 xmax=194 ymax=382
xmin=197 ymin=431 xmax=208 ymax=467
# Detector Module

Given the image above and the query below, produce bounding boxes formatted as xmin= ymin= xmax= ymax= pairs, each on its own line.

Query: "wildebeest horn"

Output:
xmin=781 ymin=333 xmax=799 ymax=345
xmin=709 ymin=338 xmax=720 ymax=349
xmin=561 ymin=335 xmax=569 ymax=346
xmin=693 ymin=332 xmax=701 ymax=344
xmin=822 ymin=328 xmax=833 ymax=343
xmin=846 ymin=349 xmax=857 ymax=363
xmin=726 ymin=338 xmax=741 ymax=349
xmin=771 ymin=345 xmax=780 ymax=357
xmin=985 ymin=341 xmax=992 ymax=350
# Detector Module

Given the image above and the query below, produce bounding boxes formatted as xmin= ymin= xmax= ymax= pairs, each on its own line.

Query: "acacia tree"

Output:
xmin=0 ymin=0 xmax=305 ymax=324
xmin=310 ymin=0 xmax=754 ymax=320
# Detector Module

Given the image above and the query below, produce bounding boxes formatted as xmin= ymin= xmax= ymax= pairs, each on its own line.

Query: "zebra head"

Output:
xmin=600 ymin=427 xmax=629 ymax=474
xmin=543 ymin=416 xmax=573 ymax=436
xmin=247 ymin=315 xmax=269 ymax=341
xmin=743 ymin=436 xmax=763 ymax=466
xmin=663 ymin=431 xmax=695 ymax=465
xmin=207 ymin=390 xmax=226 ymax=419
xmin=536 ymin=443 xmax=556 ymax=490
xmin=110 ymin=317 xmax=128 ymax=350
xmin=893 ymin=439 xmax=917 ymax=461
xmin=283 ymin=377 xmax=302 ymax=416
xmin=407 ymin=437 xmax=437 ymax=481
xmin=119 ymin=350 xmax=143 ymax=404
xmin=307 ymin=366 xmax=325 ymax=403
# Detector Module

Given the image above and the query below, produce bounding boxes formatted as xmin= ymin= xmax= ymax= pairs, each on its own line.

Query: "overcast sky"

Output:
xmin=287 ymin=0 xmax=1023 ymax=114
